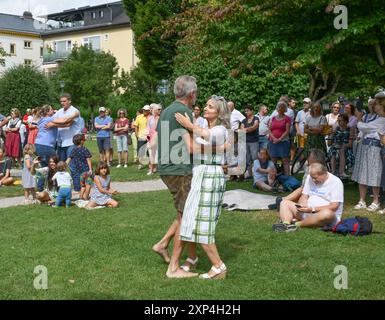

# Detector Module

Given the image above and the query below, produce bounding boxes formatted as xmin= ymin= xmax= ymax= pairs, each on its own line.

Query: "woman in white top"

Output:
xmin=325 ymin=102 xmax=341 ymax=151
xmin=174 ymin=95 xmax=230 ymax=280
xmin=352 ymin=95 xmax=385 ymax=212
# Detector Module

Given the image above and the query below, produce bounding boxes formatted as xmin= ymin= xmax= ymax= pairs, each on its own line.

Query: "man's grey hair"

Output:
xmin=174 ymin=75 xmax=197 ymax=99
xmin=308 ymin=148 xmax=326 ymax=166
xmin=309 ymin=162 xmax=328 ymax=174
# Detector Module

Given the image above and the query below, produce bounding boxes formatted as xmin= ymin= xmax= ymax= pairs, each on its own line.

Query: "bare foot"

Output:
xmin=152 ymin=244 xmax=170 ymax=264
xmin=166 ymin=269 xmax=198 ymax=279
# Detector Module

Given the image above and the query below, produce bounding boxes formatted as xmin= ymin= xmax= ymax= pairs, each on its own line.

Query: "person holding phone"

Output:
xmin=273 ymin=163 xmax=344 ymax=232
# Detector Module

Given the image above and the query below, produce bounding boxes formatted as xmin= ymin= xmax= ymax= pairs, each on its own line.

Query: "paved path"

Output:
xmin=0 ymin=179 xmax=167 ymax=209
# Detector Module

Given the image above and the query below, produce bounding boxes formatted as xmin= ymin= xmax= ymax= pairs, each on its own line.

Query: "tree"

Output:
xmin=0 ymin=47 xmax=7 ymax=67
xmin=56 ymin=45 xmax=119 ymax=118
xmin=0 ymin=65 xmax=51 ymax=114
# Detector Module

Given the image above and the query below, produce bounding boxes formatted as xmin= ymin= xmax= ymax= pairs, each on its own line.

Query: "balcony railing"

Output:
xmin=43 ymin=51 xmax=71 ymax=63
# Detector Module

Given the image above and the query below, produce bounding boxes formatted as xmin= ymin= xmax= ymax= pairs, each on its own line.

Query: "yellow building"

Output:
xmin=41 ymin=1 xmax=138 ymax=76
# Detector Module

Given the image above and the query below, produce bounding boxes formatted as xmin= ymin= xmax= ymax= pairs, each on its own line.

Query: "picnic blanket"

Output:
xmin=222 ymin=189 xmax=276 ymax=211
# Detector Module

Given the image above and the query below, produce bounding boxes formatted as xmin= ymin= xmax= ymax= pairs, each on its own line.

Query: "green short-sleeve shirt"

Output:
xmin=157 ymin=101 xmax=193 ymax=176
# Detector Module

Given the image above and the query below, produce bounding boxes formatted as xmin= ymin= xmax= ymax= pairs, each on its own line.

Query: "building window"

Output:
xmin=104 ymin=34 xmax=109 ymax=41
xmin=40 ymin=47 xmax=43 ymax=57
xmin=99 ymin=10 xmax=104 ymax=18
xmin=24 ymin=41 xmax=32 ymax=49
xmin=10 ymin=43 xmax=16 ymax=55
xmin=67 ymin=40 xmax=72 ymax=51
xmin=84 ymin=36 xmax=101 ymax=51
xmin=24 ymin=59 xmax=32 ymax=66
xmin=91 ymin=12 xmax=96 ymax=19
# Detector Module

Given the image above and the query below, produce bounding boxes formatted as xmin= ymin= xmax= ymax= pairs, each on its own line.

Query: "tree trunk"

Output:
xmin=374 ymin=43 xmax=385 ymax=66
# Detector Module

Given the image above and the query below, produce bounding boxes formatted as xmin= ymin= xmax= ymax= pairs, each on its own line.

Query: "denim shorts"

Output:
xmin=97 ymin=137 xmax=111 ymax=153
xmin=116 ymin=135 xmax=128 ymax=152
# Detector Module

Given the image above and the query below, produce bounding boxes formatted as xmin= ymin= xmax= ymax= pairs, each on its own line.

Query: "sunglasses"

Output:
xmin=211 ymin=95 xmax=225 ymax=101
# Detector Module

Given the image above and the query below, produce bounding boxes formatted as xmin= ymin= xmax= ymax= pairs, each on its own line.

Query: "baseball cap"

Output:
xmin=303 ymin=98 xmax=311 ymax=103
xmin=99 ymin=107 xmax=106 ymax=112
xmin=142 ymin=105 xmax=151 ymax=111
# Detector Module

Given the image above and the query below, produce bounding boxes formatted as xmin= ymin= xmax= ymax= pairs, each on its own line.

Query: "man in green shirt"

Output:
xmin=152 ymin=75 xmax=199 ymax=278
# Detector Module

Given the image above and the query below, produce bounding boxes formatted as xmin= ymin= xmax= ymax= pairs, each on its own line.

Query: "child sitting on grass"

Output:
xmin=22 ymin=144 xmax=37 ymax=204
xmin=52 ymin=161 xmax=73 ymax=208
xmin=86 ymin=161 xmax=118 ymax=209
xmin=252 ymin=148 xmax=282 ymax=192
xmin=66 ymin=133 xmax=93 ymax=200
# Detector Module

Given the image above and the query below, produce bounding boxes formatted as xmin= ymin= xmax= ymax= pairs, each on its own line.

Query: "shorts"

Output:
xmin=97 ymin=137 xmax=111 ymax=153
xmin=116 ymin=135 xmax=128 ymax=152
xmin=161 ymin=175 xmax=192 ymax=214
xmin=80 ymin=172 xmax=93 ymax=188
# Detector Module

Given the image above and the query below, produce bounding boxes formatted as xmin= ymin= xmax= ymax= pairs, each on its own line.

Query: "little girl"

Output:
xmin=86 ymin=161 xmax=118 ymax=209
xmin=52 ymin=161 xmax=73 ymax=208
xmin=22 ymin=144 xmax=37 ymax=204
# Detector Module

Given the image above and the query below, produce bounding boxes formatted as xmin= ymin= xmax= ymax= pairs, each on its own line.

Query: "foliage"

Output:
xmin=0 ymin=47 xmax=7 ymax=67
xmin=55 ymin=45 xmax=119 ymax=118
xmin=0 ymin=65 xmax=52 ymax=114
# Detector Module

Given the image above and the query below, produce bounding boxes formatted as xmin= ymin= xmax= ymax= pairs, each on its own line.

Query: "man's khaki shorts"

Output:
xmin=161 ymin=175 xmax=192 ymax=214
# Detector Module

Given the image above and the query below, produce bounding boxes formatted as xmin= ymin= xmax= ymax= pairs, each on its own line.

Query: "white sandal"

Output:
xmin=378 ymin=208 xmax=384 ymax=215
xmin=199 ymin=263 xmax=227 ymax=280
xmin=367 ymin=202 xmax=381 ymax=212
xmin=180 ymin=257 xmax=198 ymax=272
xmin=354 ymin=201 xmax=366 ymax=210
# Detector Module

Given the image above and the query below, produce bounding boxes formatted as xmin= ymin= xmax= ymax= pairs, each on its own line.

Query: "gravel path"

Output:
xmin=0 ymin=179 xmax=167 ymax=209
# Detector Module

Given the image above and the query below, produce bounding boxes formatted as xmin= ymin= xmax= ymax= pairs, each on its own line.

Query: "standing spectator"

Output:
xmin=288 ymin=98 xmax=298 ymax=163
xmin=66 ymin=134 xmax=93 ymax=200
xmin=295 ymin=98 xmax=312 ymax=150
xmin=0 ymin=113 xmax=9 ymax=150
xmin=352 ymin=94 xmax=385 ymax=212
xmin=22 ymin=143 xmax=37 ymax=204
xmin=27 ymin=108 xmax=40 ymax=145
xmin=344 ymin=101 xmax=358 ymax=129
xmin=240 ymin=105 xmax=259 ymax=178
xmin=268 ymin=101 xmax=291 ymax=176
xmin=4 ymin=108 xmax=22 ymax=168
xmin=54 ymin=94 xmax=81 ymax=162
xmin=0 ymin=148 xmax=14 ymax=186
xmin=257 ymin=104 xmax=270 ymax=150
xmin=228 ymin=101 xmax=245 ymax=131
xmin=193 ymin=106 xmax=208 ymax=128
xmin=327 ymin=114 xmax=354 ymax=178
xmin=325 ymin=102 xmax=341 ymax=150
xmin=106 ymin=108 xmax=114 ymax=165
xmin=94 ymin=107 xmax=113 ymax=166
xmin=147 ymin=104 xmax=162 ymax=175
xmin=130 ymin=110 xmax=141 ymax=163
xmin=379 ymin=132 xmax=385 ymax=214
xmin=22 ymin=108 xmax=32 ymax=147
xmin=303 ymin=101 xmax=327 ymax=159
xmin=114 ymin=108 xmax=130 ymax=168
xmin=133 ymin=105 xmax=151 ymax=170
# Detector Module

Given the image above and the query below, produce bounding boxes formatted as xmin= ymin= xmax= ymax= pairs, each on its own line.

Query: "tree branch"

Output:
xmin=374 ymin=43 xmax=385 ymax=66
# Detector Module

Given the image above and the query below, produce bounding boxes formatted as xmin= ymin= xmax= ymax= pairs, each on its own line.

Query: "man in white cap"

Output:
xmin=295 ymin=98 xmax=312 ymax=150
xmin=133 ymin=105 xmax=151 ymax=169
xmin=94 ymin=106 xmax=113 ymax=166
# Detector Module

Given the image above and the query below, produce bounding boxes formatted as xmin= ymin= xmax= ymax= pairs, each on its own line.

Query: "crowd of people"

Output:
xmin=0 ymin=75 xmax=385 ymax=280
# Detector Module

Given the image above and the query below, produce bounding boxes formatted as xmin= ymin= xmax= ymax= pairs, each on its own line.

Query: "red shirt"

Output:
xmin=115 ymin=118 xmax=129 ymax=136
xmin=23 ymin=114 xmax=29 ymax=130
xmin=270 ymin=115 xmax=291 ymax=139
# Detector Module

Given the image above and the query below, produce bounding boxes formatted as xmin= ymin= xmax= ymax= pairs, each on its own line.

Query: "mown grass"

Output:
xmin=1 ymin=180 xmax=384 ymax=300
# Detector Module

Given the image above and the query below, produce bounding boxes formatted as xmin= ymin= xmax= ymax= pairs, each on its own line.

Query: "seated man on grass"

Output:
xmin=273 ymin=163 xmax=344 ymax=232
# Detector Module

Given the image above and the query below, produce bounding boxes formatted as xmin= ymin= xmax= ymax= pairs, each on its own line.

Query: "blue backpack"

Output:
xmin=277 ymin=175 xmax=301 ymax=192
xmin=332 ymin=216 xmax=373 ymax=236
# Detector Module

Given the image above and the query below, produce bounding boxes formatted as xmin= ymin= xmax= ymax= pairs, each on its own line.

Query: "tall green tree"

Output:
xmin=0 ymin=65 xmax=51 ymax=114
xmin=56 ymin=45 xmax=119 ymax=118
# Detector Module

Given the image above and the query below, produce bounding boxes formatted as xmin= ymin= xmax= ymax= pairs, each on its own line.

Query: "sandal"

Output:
xmin=354 ymin=201 xmax=366 ymax=210
xmin=367 ymin=202 xmax=381 ymax=212
xmin=180 ymin=257 xmax=199 ymax=272
xmin=199 ymin=263 xmax=227 ymax=280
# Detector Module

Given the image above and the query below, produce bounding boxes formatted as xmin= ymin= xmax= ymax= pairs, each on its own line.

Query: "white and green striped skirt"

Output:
xmin=180 ymin=164 xmax=226 ymax=245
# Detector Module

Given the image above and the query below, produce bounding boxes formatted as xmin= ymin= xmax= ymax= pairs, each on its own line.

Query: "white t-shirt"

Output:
xmin=231 ymin=109 xmax=246 ymax=130
xmin=194 ymin=125 xmax=228 ymax=165
xmin=52 ymin=171 xmax=72 ymax=187
xmin=55 ymin=106 xmax=81 ymax=147
xmin=295 ymin=109 xmax=310 ymax=135
xmin=303 ymin=173 xmax=344 ymax=221
xmin=195 ymin=116 xmax=208 ymax=129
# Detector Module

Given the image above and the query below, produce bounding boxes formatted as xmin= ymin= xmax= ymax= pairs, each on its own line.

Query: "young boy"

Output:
xmin=66 ymin=134 xmax=93 ymax=200
xmin=52 ymin=161 xmax=73 ymax=208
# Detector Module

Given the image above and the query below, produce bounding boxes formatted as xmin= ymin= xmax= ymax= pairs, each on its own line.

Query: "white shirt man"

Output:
xmin=228 ymin=101 xmax=246 ymax=130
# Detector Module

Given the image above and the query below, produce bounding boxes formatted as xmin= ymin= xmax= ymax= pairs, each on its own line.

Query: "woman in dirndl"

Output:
xmin=352 ymin=92 xmax=385 ymax=212
xmin=175 ymin=95 xmax=230 ymax=280
xmin=4 ymin=108 xmax=22 ymax=168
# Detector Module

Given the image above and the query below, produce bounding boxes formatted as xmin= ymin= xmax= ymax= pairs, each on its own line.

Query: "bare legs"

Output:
xmin=358 ymin=184 xmax=381 ymax=205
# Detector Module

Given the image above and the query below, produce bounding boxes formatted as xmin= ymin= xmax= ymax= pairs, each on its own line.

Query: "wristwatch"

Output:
xmin=311 ymin=207 xmax=316 ymax=214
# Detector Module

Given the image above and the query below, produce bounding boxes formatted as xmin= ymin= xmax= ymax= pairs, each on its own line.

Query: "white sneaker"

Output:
xmin=147 ymin=171 xmax=153 ymax=176
xmin=354 ymin=201 xmax=366 ymax=210
xmin=367 ymin=202 xmax=381 ymax=212
xmin=117 ymin=164 xmax=121 ymax=168
xmin=124 ymin=164 xmax=128 ymax=168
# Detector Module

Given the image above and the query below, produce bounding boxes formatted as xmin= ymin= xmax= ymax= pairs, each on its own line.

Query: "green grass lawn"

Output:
xmin=1 ymin=180 xmax=384 ymax=300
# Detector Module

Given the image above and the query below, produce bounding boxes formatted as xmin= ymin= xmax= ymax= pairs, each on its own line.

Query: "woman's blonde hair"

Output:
xmin=39 ymin=105 xmax=52 ymax=117
xmin=11 ymin=108 xmax=20 ymax=118
xmin=23 ymin=143 xmax=35 ymax=156
xmin=210 ymin=95 xmax=231 ymax=129
xmin=117 ymin=108 xmax=127 ymax=118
